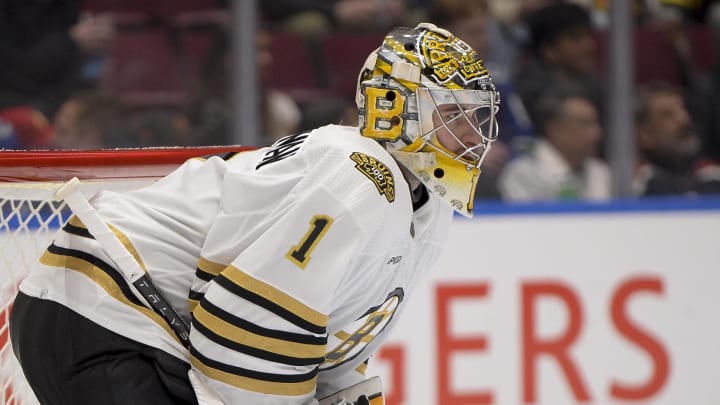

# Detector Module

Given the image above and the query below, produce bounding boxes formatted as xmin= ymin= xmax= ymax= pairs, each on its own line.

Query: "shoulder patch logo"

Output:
xmin=256 ymin=132 xmax=309 ymax=170
xmin=350 ymin=152 xmax=395 ymax=203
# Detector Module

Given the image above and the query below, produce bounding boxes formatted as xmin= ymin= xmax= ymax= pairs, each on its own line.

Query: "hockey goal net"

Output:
xmin=0 ymin=146 xmax=250 ymax=404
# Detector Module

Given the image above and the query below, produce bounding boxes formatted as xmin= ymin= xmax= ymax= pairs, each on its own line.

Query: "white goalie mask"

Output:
xmin=356 ymin=23 xmax=500 ymax=217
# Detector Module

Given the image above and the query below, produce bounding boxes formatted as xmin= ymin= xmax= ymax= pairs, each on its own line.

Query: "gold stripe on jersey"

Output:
xmin=108 ymin=222 xmax=148 ymax=271
xmin=189 ymin=257 xmax=230 ymax=313
xmin=220 ymin=266 xmax=329 ymax=331
xmin=193 ymin=302 xmax=326 ymax=360
xmin=334 ymin=331 xmax=374 ymax=344
xmin=66 ymin=216 xmax=149 ymax=272
xmin=39 ymin=248 xmax=183 ymax=346
xmin=66 ymin=215 xmax=86 ymax=229
xmin=190 ymin=351 xmax=318 ymax=396
xmin=188 ymin=298 xmax=200 ymax=314
xmin=355 ymin=361 xmax=368 ymax=375
xmin=198 ymin=257 xmax=228 ymax=278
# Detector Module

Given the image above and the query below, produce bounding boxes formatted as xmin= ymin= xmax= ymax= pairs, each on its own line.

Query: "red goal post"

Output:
xmin=0 ymin=146 xmax=253 ymax=405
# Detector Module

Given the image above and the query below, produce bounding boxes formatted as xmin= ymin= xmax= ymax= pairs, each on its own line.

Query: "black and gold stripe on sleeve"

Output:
xmin=39 ymin=244 xmax=183 ymax=346
xmin=189 ymin=266 xmax=329 ymax=396
xmin=42 ymin=216 xmax=185 ymax=345
xmin=190 ymin=346 xmax=319 ymax=396
xmin=62 ymin=216 xmax=149 ymax=278
xmin=192 ymin=299 xmax=326 ymax=366
xmin=188 ymin=257 xmax=228 ymax=313
xmin=215 ymin=266 xmax=328 ymax=335
xmin=195 ymin=257 xmax=227 ymax=282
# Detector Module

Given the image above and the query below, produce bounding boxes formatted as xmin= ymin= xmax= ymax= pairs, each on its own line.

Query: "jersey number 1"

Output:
xmin=287 ymin=215 xmax=333 ymax=269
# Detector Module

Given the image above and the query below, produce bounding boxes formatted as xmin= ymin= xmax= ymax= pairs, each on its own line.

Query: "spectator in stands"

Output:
xmin=498 ymin=85 xmax=611 ymax=201
xmin=633 ymin=81 xmax=720 ymax=196
xmin=0 ymin=0 xmax=115 ymax=118
xmin=260 ymin=0 xmax=409 ymax=36
xmin=52 ymin=90 xmax=128 ymax=149
xmin=678 ymin=1 xmax=720 ymax=163
xmin=185 ymin=26 xmax=301 ymax=146
xmin=429 ymin=0 xmax=514 ymax=199
xmin=0 ymin=107 xmax=54 ymax=149
xmin=515 ymin=2 xmax=604 ymax=132
xmin=0 ymin=116 xmax=21 ymax=149
xmin=428 ymin=0 xmax=529 ymax=200
xmin=297 ymin=95 xmax=357 ymax=134
xmin=126 ymin=109 xmax=194 ymax=148
xmin=642 ymin=0 xmax=717 ymax=87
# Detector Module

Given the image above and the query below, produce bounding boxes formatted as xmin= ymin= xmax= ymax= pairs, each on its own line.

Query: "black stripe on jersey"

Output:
xmin=62 ymin=222 xmax=93 ymax=239
xmin=194 ymin=267 xmax=214 ymax=282
xmin=46 ymin=243 xmax=145 ymax=308
xmin=188 ymin=289 xmax=204 ymax=302
xmin=189 ymin=345 xmax=319 ymax=383
xmin=214 ymin=275 xmax=326 ymax=335
xmin=191 ymin=316 xmax=324 ymax=366
xmin=200 ymin=299 xmax=326 ymax=346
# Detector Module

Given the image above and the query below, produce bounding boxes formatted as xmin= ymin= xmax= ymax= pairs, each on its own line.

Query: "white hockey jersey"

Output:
xmin=20 ymin=124 xmax=454 ymax=404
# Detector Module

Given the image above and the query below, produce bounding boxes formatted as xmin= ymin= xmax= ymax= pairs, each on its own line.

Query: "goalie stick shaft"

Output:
xmin=55 ymin=177 xmax=191 ymax=347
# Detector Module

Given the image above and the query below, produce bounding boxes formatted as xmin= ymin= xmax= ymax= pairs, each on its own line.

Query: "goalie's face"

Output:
xmin=417 ymin=87 xmax=499 ymax=169
xmin=356 ymin=23 xmax=501 ymax=217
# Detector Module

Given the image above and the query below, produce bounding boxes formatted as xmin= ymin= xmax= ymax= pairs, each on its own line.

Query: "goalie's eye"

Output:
xmin=438 ymin=107 xmax=463 ymax=122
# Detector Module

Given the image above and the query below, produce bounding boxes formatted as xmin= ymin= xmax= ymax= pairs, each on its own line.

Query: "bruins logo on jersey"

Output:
xmin=350 ymin=152 xmax=395 ymax=203
xmin=322 ymin=288 xmax=404 ymax=370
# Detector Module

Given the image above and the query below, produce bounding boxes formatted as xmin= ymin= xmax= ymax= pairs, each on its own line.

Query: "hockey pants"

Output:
xmin=10 ymin=292 xmax=198 ymax=405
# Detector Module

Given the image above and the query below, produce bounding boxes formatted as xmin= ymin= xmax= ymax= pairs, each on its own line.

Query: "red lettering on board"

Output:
xmin=436 ymin=283 xmax=494 ymax=404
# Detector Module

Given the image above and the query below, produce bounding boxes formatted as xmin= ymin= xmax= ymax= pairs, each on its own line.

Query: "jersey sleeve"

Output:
xmin=188 ymin=164 xmax=387 ymax=403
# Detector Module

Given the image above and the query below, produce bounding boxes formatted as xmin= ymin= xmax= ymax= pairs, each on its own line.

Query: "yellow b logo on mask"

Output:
xmin=360 ymin=86 xmax=405 ymax=141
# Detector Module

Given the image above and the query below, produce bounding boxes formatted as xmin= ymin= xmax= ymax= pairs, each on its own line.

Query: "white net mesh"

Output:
xmin=0 ymin=195 xmax=69 ymax=405
xmin=0 ymin=146 xmax=247 ymax=404
xmin=0 ymin=181 xmax=155 ymax=405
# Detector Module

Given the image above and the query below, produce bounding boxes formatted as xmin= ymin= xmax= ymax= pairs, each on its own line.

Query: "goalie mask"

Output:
xmin=356 ymin=23 xmax=500 ymax=217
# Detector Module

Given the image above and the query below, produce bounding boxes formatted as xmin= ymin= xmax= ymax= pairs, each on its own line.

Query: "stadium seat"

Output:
xmin=634 ymin=26 xmax=683 ymax=84
xmin=264 ymin=31 xmax=329 ymax=104
xmin=593 ymin=27 xmax=682 ymax=85
xmin=102 ymin=26 xmax=186 ymax=108
xmin=82 ymin=0 xmax=223 ymax=18
xmin=176 ymin=27 xmax=219 ymax=83
xmin=688 ymin=24 xmax=715 ymax=73
xmin=156 ymin=0 xmax=222 ymax=14
xmin=81 ymin=0 xmax=126 ymax=13
xmin=319 ymin=33 xmax=386 ymax=100
xmin=172 ymin=9 xmax=228 ymax=29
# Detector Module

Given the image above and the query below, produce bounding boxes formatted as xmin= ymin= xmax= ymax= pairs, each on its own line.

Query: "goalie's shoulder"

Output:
xmin=304 ymin=125 xmax=394 ymax=164
xmin=254 ymin=125 xmax=395 ymax=171
xmin=253 ymin=125 xmax=411 ymax=227
xmin=310 ymin=125 xmax=407 ymax=207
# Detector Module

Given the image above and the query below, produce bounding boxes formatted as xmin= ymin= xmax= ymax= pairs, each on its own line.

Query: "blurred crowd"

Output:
xmin=1 ymin=0 xmax=720 ymax=201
